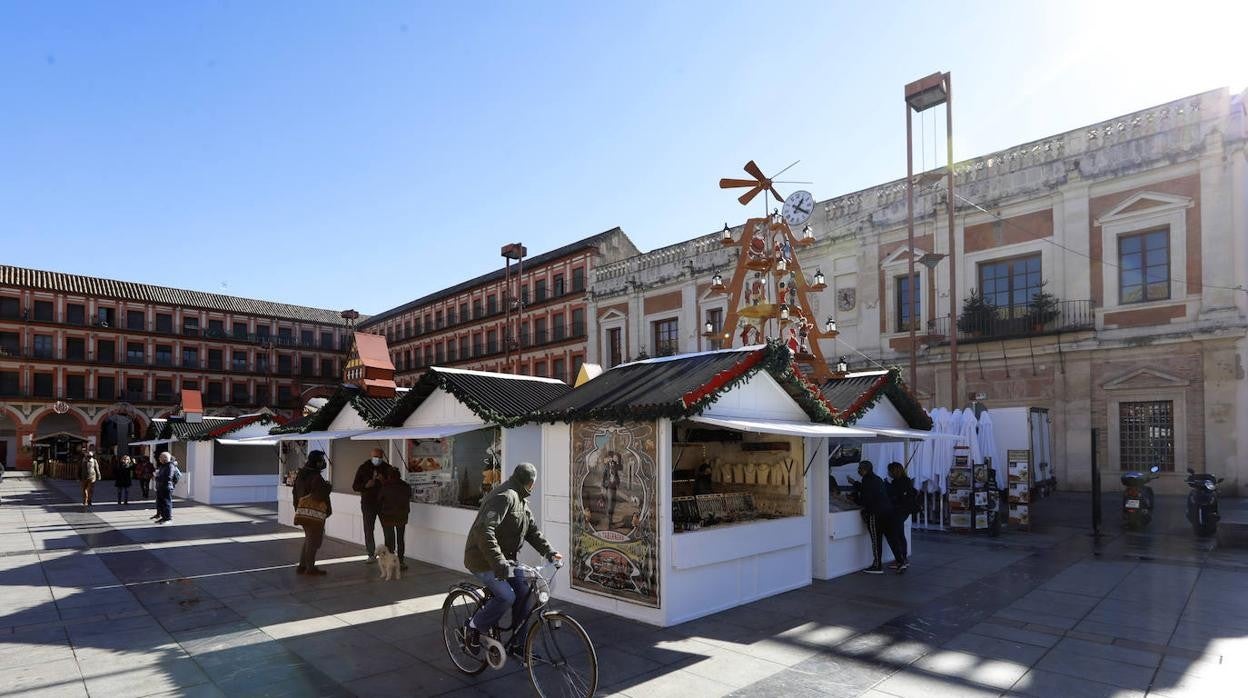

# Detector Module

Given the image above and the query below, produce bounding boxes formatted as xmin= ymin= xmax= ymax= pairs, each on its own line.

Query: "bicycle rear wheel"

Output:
xmin=525 ymin=611 xmax=598 ymax=697
xmin=442 ymin=588 xmax=488 ymax=675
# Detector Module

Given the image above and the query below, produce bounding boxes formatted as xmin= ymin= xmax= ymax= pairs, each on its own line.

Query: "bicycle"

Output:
xmin=442 ymin=560 xmax=598 ymax=697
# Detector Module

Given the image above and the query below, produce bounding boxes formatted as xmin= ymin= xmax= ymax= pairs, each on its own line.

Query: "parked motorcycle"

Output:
xmin=1185 ymin=468 xmax=1223 ymax=537
xmin=1121 ymin=465 xmax=1161 ymax=531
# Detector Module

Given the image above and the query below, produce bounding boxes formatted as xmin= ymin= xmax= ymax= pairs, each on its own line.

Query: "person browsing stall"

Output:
xmin=352 ymin=447 xmax=398 ymax=564
xmin=292 ymin=450 xmax=333 ymax=575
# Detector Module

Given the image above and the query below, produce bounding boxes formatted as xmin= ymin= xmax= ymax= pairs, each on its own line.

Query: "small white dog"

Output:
xmin=376 ymin=545 xmax=402 ymax=581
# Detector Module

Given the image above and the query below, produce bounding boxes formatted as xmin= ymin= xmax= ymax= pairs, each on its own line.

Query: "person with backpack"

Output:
xmin=135 ymin=457 xmax=154 ymax=499
xmin=152 ymin=451 xmax=181 ymax=524
xmin=292 ymin=450 xmax=333 ymax=575
xmin=886 ymin=461 xmax=918 ymax=571
xmin=378 ymin=468 xmax=412 ymax=570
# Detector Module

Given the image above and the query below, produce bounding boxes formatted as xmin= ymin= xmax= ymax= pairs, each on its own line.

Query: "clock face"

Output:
xmin=782 ymin=190 xmax=815 ymax=227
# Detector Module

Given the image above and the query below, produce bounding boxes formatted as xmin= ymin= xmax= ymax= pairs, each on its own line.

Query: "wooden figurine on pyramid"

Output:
xmin=713 ymin=160 xmax=837 ymax=382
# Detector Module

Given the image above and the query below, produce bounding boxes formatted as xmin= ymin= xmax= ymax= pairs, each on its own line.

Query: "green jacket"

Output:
xmin=464 ymin=473 xmax=553 ymax=576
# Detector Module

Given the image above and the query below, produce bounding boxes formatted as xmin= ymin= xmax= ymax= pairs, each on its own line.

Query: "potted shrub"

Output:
xmin=1027 ymin=285 xmax=1061 ymax=331
xmin=957 ymin=290 xmax=995 ymax=337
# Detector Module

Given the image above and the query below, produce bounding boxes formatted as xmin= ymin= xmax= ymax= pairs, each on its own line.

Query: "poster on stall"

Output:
xmin=405 ymin=438 xmax=456 ymax=505
xmin=569 ymin=420 xmax=660 ymax=608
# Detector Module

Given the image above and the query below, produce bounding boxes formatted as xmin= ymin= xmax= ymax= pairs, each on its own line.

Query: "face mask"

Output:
xmin=371 ymin=457 xmax=382 ymax=466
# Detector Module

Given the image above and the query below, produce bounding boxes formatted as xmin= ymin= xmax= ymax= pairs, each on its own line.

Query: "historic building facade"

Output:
xmin=587 ymin=87 xmax=1248 ymax=495
xmin=0 ymin=266 xmax=359 ymax=470
xmin=360 ymin=228 xmax=639 ymax=385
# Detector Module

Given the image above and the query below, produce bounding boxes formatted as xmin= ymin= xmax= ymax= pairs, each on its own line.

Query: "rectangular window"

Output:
xmin=321 ymin=331 xmax=334 ymax=349
xmin=0 ymin=371 xmax=19 ymax=396
xmin=320 ymin=358 xmax=334 ymax=377
xmin=435 ymin=310 xmax=444 ymax=329
xmin=571 ymin=308 xmax=586 ymax=336
xmin=487 ymin=295 xmax=498 ymax=315
xmin=486 ymin=330 xmax=498 ymax=355
xmin=255 ymin=325 xmax=271 ymax=341
xmin=126 ymin=377 xmax=145 ymax=402
xmin=300 ymin=356 xmax=314 ymax=377
xmin=232 ymin=382 xmax=250 ymax=404
xmin=979 ymin=254 xmax=1042 ymax=318
xmin=33 ymin=334 xmax=54 ymax=359
xmin=1119 ymin=400 xmax=1175 ymax=472
xmin=895 ymin=273 xmax=920 ymax=332
xmin=535 ymin=279 xmax=547 ymax=302
xmin=96 ymin=307 xmax=115 ymax=327
xmin=572 ymin=267 xmax=585 ymax=292
xmin=552 ymin=313 xmax=566 ymax=341
xmin=126 ymin=310 xmax=145 ymax=330
xmin=404 ymin=350 xmax=412 ymax=370
xmin=277 ymin=384 xmax=292 ymax=405
xmin=653 ymin=318 xmax=679 ymax=357
xmin=232 ymin=351 xmax=248 ymax=372
xmin=553 ymin=274 xmax=565 ymax=297
xmin=424 ymin=346 xmax=433 ymax=365
xmin=155 ymin=379 xmax=173 ymax=401
xmin=233 ymin=322 xmax=249 ymax=339
xmin=446 ymin=308 xmax=456 ymax=325
xmin=1119 ymin=229 xmax=1170 ymax=304
xmin=66 ymin=337 xmax=86 ymax=361
xmin=519 ymin=321 xmax=530 ymax=347
xmin=423 ymin=314 xmax=432 ymax=331
xmin=155 ymin=345 xmax=173 ymax=367
xmin=205 ymin=382 xmax=223 ymax=404
xmin=182 ymin=316 xmax=199 ymax=336
xmin=435 ymin=343 xmax=445 ymax=364
xmin=0 ymin=332 xmax=17 ymax=357
xmin=552 ymin=358 xmax=565 ymax=382
xmin=607 ymin=328 xmax=623 ymax=367
xmin=33 ymin=373 xmax=54 ymax=398
xmin=182 ymin=348 xmax=199 ymax=369
xmin=459 ymin=336 xmax=469 ymax=361
xmin=277 ymin=327 xmax=293 ymax=345
xmin=459 ymin=303 xmax=469 ymax=323
xmin=533 ymin=361 xmax=547 ymax=377
xmin=706 ymin=308 xmax=724 ymax=348
xmin=255 ymin=354 xmax=269 ymax=373
xmin=66 ymin=304 xmax=86 ymax=325
xmin=571 ymin=355 xmax=584 ymax=382
xmin=472 ymin=300 xmax=483 ymax=319
xmin=254 ymin=383 xmax=269 ymax=404
xmin=208 ymin=319 xmax=225 ymax=336
xmin=34 ymin=301 xmax=55 ymax=322
xmin=155 ymin=313 xmax=173 ymax=333
xmin=446 ymin=340 xmax=457 ymax=362
xmin=65 ymin=375 xmax=86 ymax=400
xmin=519 ymin=286 xmax=528 ymax=306
xmin=96 ymin=376 xmax=115 ymax=400
xmin=181 ymin=379 xmax=198 ymax=393
xmin=301 ymin=329 xmax=314 ymax=347
xmin=209 ymin=349 xmax=224 ymax=371
xmin=277 ymin=354 xmax=291 ymax=374
xmin=126 ymin=342 xmax=145 ymax=365
xmin=0 ymin=297 xmax=19 ymax=320
xmin=96 ymin=340 xmax=115 ymax=363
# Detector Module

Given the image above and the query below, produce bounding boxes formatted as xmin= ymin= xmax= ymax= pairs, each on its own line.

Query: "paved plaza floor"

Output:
xmin=1 ymin=473 xmax=1246 ymax=697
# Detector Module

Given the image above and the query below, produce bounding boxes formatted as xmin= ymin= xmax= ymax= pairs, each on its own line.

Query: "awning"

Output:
xmin=216 ymin=438 xmax=280 ymax=446
xmin=854 ymin=426 xmax=962 ymax=442
xmin=687 ymin=415 xmax=877 ymax=439
xmin=241 ymin=429 xmax=375 ymax=443
xmin=130 ymin=438 xmax=176 ymax=447
xmin=352 ymin=423 xmax=486 ymax=441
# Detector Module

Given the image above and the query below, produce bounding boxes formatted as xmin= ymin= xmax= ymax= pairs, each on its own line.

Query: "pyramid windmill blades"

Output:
xmin=738 ymin=186 xmax=765 ymax=205
xmin=720 ymin=178 xmax=761 ymax=189
xmin=743 ymin=160 xmax=766 ymax=181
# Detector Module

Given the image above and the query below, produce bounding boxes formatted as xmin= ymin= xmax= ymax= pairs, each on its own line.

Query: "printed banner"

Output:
xmin=569 ymin=420 xmax=660 ymax=608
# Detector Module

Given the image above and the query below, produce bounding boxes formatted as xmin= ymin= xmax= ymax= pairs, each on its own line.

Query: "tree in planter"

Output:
xmin=957 ymin=290 xmax=996 ymax=336
xmin=1026 ymin=284 xmax=1061 ymax=330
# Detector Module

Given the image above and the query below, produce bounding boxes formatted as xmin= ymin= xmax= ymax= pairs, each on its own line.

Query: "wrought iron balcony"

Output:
xmin=929 ymin=299 xmax=1095 ymax=343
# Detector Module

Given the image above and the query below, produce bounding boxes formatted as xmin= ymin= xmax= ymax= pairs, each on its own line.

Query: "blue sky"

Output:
xmin=2 ymin=1 xmax=1242 ymax=314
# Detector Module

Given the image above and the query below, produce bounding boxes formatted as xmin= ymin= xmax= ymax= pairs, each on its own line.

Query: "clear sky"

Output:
xmin=2 ymin=1 xmax=1243 ymax=315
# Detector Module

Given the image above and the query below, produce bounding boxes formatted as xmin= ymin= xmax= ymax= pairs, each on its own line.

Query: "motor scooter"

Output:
xmin=1185 ymin=468 xmax=1223 ymax=537
xmin=1121 ymin=464 xmax=1160 ymax=531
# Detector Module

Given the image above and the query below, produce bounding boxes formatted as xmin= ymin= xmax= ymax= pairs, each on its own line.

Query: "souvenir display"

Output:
xmin=1007 ymin=449 xmax=1032 ymax=530
xmin=672 ymin=425 xmax=806 ymax=531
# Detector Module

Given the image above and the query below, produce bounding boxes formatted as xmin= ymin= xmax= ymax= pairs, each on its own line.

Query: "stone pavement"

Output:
xmin=1 ymin=473 xmax=1246 ymax=698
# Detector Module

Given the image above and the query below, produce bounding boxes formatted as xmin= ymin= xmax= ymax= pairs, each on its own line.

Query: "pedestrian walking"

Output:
xmin=292 ymin=450 xmax=333 ymax=575
xmin=151 ymin=452 xmax=181 ymax=523
xmin=885 ymin=461 xmax=917 ymax=571
xmin=137 ymin=457 xmax=154 ymax=498
xmin=378 ymin=468 xmax=412 ymax=570
xmin=114 ymin=454 xmax=135 ymax=506
xmin=80 ymin=451 xmax=101 ymax=510
xmin=351 ymin=448 xmax=398 ymax=563
xmin=852 ymin=460 xmax=904 ymax=574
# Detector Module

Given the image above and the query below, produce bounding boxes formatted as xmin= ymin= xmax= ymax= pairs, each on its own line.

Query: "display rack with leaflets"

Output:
xmin=1007 ymin=449 xmax=1031 ymax=530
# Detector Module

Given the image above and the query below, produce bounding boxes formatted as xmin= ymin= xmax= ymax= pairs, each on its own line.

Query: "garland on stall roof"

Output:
xmin=679 ymin=345 xmax=769 ymax=409
xmin=830 ymin=367 xmax=933 ymax=429
xmin=769 ymin=354 xmax=844 ymax=425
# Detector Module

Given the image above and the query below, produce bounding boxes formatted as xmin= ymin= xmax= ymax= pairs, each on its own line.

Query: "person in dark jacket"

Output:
xmin=114 ymin=454 xmax=134 ymax=505
xmin=884 ymin=462 xmax=914 ymax=571
xmin=352 ymin=448 xmax=398 ymax=563
xmin=463 ymin=463 xmax=561 ymax=649
xmin=378 ymin=468 xmax=412 ymax=569
xmin=135 ymin=457 xmax=153 ymax=499
xmin=151 ymin=452 xmax=180 ymax=523
xmin=855 ymin=460 xmax=896 ymax=574
xmin=293 ymin=450 xmax=333 ymax=575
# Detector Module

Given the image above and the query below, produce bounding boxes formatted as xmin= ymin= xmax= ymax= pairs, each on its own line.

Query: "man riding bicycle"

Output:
xmin=463 ymin=462 xmax=562 ymax=651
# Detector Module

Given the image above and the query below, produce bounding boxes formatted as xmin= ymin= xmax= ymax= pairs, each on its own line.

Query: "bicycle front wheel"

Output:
xmin=442 ymin=588 xmax=488 ymax=675
xmin=525 ymin=611 xmax=598 ymax=697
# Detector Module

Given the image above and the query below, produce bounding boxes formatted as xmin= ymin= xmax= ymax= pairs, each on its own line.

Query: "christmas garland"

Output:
xmin=828 ymin=367 xmax=933 ymax=429
xmin=203 ymin=413 xmax=288 ymax=440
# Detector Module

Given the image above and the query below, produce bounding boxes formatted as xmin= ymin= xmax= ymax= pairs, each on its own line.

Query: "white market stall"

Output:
xmin=345 ymin=367 xmax=571 ymax=571
xmin=146 ymin=413 xmax=286 ymax=504
xmin=526 ymin=343 xmax=933 ymax=627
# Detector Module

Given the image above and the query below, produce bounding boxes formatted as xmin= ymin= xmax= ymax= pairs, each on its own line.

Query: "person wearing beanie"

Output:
xmin=293 ymin=450 xmax=333 ymax=576
xmin=463 ymin=463 xmax=562 ymax=650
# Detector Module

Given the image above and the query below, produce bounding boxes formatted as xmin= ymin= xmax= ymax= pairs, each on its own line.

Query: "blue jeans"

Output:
xmin=471 ymin=571 xmax=530 ymax=633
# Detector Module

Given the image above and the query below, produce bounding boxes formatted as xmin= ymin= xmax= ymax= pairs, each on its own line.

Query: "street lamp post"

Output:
xmin=905 ymin=71 xmax=957 ymax=407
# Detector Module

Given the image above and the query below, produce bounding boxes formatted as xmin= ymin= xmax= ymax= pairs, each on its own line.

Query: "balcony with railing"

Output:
xmin=929 ymin=299 xmax=1095 ymax=343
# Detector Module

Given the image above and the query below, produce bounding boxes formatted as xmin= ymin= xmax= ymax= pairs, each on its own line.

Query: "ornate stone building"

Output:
xmin=587 ymin=87 xmax=1248 ymax=494
xmin=0 ymin=266 xmax=359 ymax=470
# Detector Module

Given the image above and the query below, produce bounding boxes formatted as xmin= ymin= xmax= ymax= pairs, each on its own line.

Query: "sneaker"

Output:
xmin=307 ymin=568 xmax=327 ymax=576
xmin=157 ymin=518 xmax=171 ymax=524
xmin=862 ymin=565 xmax=884 ymax=575
xmin=899 ymin=560 xmax=910 ymax=570
xmin=464 ymin=624 xmax=480 ymax=654
xmin=364 ymin=556 xmax=377 ymax=564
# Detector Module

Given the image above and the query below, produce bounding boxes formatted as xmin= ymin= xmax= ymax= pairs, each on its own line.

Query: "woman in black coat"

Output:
xmin=885 ymin=461 xmax=915 ymax=568
xmin=114 ymin=455 xmax=134 ymax=505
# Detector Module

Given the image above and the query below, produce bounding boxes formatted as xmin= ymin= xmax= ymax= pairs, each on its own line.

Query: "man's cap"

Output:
xmin=513 ymin=463 xmax=538 ymax=485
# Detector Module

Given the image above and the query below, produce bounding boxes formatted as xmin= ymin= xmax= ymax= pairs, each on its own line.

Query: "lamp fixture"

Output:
xmin=720 ymin=222 xmax=733 ymax=246
xmin=835 ymin=356 xmax=849 ymax=374
xmin=802 ymin=224 xmax=814 ymax=242
xmin=779 ymin=304 xmax=790 ymax=320
xmin=704 ymin=320 xmax=714 ymax=334
xmin=811 ymin=267 xmax=827 ymax=291
xmin=824 ymin=317 xmax=837 ymax=334
xmin=710 ymin=270 xmax=726 ymax=293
